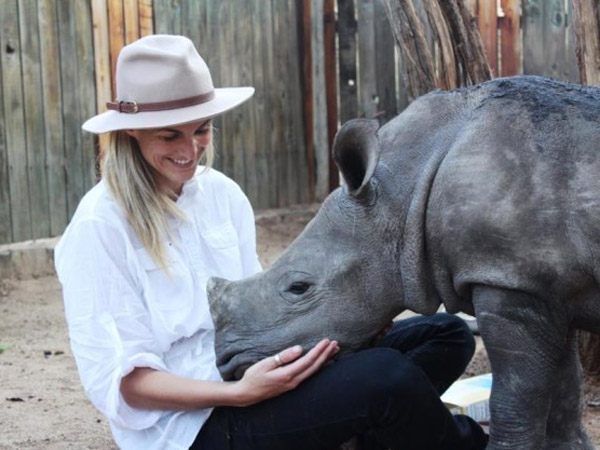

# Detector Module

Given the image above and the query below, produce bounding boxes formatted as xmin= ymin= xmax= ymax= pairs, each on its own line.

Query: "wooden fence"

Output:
xmin=0 ymin=0 xmax=585 ymax=245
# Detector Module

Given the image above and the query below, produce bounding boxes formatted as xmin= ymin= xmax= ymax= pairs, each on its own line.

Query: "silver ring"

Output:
xmin=274 ymin=353 xmax=283 ymax=367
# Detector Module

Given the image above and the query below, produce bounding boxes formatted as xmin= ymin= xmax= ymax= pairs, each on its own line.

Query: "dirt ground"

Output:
xmin=1 ymin=204 xmax=599 ymax=449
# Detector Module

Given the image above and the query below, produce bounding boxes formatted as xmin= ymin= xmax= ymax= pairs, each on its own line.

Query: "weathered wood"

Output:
xmin=153 ymin=0 xmax=181 ymax=35
xmin=263 ymin=0 xmax=280 ymax=207
xmin=0 ymin=22 xmax=10 ymax=243
xmin=375 ymin=0 xmax=398 ymax=123
xmin=138 ymin=0 xmax=153 ymax=36
xmin=108 ymin=0 xmax=125 ymax=96
xmin=39 ymin=0 xmax=68 ymax=236
xmin=74 ymin=0 xmax=98 ymax=187
xmin=288 ymin=0 xmax=309 ymax=204
xmin=205 ymin=0 xmax=223 ymax=173
xmin=251 ymin=0 xmax=271 ymax=209
xmin=324 ymin=0 xmax=339 ymax=191
xmin=476 ymin=0 xmax=498 ymax=76
xmin=231 ymin=1 xmax=254 ymax=201
xmin=91 ymin=0 xmax=112 ymax=160
xmin=499 ymin=0 xmax=522 ymax=76
xmin=572 ymin=0 xmax=600 ymax=85
xmin=272 ymin=0 xmax=289 ymax=206
xmin=337 ymin=0 xmax=358 ymax=125
xmin=383 ymin=0 xmax=436 ymax=101
xmin=123 ymin=0 xmax=139 ymax=44
xmin=422 ymin=0 xmax=458 ymax=89
xmin=19 ymin=0 xmax=50 ymax=239
xmin=1 ymin=0 xmax=32 ymax=242
xmin=57 ymin=0 xmax=85 ymax=220
xmin=181 ymin=1 xmax=203 ymax=51
xmin=299 ymin=0 xmax=316 ymax=203
xmin=358 ymin=0 xmax=378 ymax=119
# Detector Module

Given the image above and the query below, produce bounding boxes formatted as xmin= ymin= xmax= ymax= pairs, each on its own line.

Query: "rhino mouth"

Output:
xmin=216 ymin=345 xmax=262 ymax=381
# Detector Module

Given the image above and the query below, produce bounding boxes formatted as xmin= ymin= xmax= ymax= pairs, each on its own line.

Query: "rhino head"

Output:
xmin=207 ymin=119 xmax=418 ymax=380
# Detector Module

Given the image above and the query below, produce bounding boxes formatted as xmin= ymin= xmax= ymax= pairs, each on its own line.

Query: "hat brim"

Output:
xmin=82 ymin=87 xmax=255 ymax=134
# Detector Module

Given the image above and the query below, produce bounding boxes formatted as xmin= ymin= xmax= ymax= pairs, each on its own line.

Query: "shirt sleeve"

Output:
xmin=55 ymin=218 xmax=167 ymax=430
xmin=229 ymin=186 xmax=263 ymax=277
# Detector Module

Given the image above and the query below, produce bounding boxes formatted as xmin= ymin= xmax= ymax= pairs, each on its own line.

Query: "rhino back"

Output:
xmin=409 ymin=76 xmax=600 ymax=312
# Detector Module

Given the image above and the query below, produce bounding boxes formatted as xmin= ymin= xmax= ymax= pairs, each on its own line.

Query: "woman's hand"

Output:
xmin=233 ymin=338 xmax=339 ymax=407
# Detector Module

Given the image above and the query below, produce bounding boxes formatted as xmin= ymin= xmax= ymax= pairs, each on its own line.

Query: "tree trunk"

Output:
xmin=383 ymin=0 xmax=491 ymax=101
xmin=383 ymin=0 xmax=436 ymax=101
xmin=572 ymin=0 xmax=600 ymax=376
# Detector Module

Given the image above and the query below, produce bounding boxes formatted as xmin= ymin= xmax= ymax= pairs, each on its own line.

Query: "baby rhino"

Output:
xmin=208 ymin=75 xmax=600 ymax=450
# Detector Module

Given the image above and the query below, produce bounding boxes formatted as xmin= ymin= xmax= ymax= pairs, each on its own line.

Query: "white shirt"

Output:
xmin=54 ymin=167 xmax=262 ymax=450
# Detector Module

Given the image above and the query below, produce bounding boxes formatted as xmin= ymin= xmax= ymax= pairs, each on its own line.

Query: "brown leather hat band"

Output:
xmin=106 ymin=90 xmax=216 ymax=114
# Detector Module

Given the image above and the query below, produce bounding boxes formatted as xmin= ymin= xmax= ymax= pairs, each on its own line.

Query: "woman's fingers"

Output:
xmin=275 ymin=339 xmax=339 ymax=382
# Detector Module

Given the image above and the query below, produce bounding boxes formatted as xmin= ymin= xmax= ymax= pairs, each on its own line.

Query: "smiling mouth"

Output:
xmin=168 ymin=157 xmax=194 ymax=167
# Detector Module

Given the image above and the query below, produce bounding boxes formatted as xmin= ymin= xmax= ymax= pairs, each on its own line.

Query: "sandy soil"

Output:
xmin=1 ymin=204 xmax=599 ymax=449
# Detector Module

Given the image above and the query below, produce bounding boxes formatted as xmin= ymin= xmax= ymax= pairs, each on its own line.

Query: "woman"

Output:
xmin=55 ymin=35 xmax=487 ymax=450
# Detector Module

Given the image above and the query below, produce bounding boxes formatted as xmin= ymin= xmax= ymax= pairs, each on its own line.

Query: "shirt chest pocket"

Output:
xmin=135 ymin=247 xmax=193 ymax=313
xmin=200 ymin=221 xmax=243 ymax=280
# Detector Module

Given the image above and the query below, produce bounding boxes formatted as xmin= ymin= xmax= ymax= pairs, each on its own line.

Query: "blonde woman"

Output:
xmin=55 ymin=35 xmax=487 ymax=450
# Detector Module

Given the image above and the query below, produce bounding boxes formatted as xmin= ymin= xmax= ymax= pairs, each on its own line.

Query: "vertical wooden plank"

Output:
xmin=138 ymin=0 xmax=153 ymax=37
xmin=108 ymin=0 xmax=124 ymax=96
xmin=477 ymin=0 xmax=498 ymax=76
xmin=153 ymin=0 xmax=182 ymax=35
xmin=182 ymin=0 xmax=204 ymax=50
xmin=251 ymin=0 xmax=270 ymax=209
xmin=19 ymin=0 xmax=50 ymax=239
xmin=205 ymin=0 xmax=224 ymax=173
xmin=522 ymin=0 xmax=545 ymax=74
xmin=231 ymin=1 xmax=253 ymax=200
xmin=499 ymin=0 xmax=522 ymax=76
xmin=299 ymin=0 xmax=315 ymax=203
xmin=91 ymin=0 xmax=112 ymax=160
xmin=0 ymin=22 xmax=10 ymax=242
xmin=272 ymin=0 xmax=289 ymax=206
xmin=57 ymin=1 xmax=84 ymax=219
xmin=523 ymin=0 xmax=569 ymax=79
xmin=73 ymin=0 xmax=98 ymax=187
xmin=39 ymin=0 xmax=67 ymax=236
xmin=374 ymin=0 xmax=397 ymax=123
xmin=281 ymin=0 xmax=306 ymax=204
xmin=217 ymin=2 xmax=237 ymax=182
xmin=357 ymin=0 xmax=377 ymax=118
xmin=264 ymin=0 xmax=281 ymax=206
xmin=543 ymin=0 xmax=569 ymax=80
xmin=311 ymin=0 xmax=329 ymax=201
xmin=324 ymin=0 xmax=338 ymax=191
xmin=337 ymin=0 xmax=358 ymax=125
xmin=565 ymin=0 xmax=580 ymax=82
xmin=1 ymin=0 xmax=33 ymax=242
xmin=123 ymin=0 xmax=140 ymax=44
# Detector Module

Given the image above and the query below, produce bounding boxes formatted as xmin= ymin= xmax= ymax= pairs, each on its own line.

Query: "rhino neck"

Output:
xmin=396 ymin=148 xmax=450 ymax=315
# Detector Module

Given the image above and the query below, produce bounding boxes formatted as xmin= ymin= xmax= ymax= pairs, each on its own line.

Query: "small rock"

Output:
xmin=6 ymin=397 xmax=24 ymax=402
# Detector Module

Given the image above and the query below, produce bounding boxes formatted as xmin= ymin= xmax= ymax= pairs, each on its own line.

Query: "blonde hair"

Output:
xmin=102 ymin=129 xmax=214 ymax=269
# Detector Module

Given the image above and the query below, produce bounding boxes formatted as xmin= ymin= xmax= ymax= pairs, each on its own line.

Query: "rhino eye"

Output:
xmin=286 ymin=282 xmax=311 ymax=295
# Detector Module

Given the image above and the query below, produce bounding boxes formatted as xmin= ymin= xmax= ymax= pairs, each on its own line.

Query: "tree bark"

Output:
xmin=384 ymin=0 xmax=491 ymax=101
xmin=572 ymin=0 xmax=600 ymax=376
xmin=383 ymin=0 xmax=436 ymax=101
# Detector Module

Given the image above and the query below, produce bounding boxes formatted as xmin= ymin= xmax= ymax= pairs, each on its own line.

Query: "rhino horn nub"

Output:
xmin=333 ymin=119 xmax=381 ymax=197
xmin=206 ymin=276 xmax=229 ymax=308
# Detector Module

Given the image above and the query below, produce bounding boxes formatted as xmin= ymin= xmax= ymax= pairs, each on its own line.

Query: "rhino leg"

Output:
xmin=542 ymin=331 xmax=595 ymax=450
xmin=473 ymin=286 xmax=568 ymax=450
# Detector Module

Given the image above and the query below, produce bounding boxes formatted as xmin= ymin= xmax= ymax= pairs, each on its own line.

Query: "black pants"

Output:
xmin=191 ymin=313 xmax=488 ymax=450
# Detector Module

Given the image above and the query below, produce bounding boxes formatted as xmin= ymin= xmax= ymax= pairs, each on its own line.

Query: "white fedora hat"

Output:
xmin=82 ymin=34 xmax=254 ymax=134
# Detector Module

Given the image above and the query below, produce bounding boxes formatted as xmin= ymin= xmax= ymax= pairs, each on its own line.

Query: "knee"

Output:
xmin=355 ymin=349 xmax=436 ymax=410
xmin=435 ymin=313 xmax=476 ymax=362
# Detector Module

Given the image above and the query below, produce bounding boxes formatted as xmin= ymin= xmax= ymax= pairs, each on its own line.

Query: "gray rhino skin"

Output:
xmin=207 ymin=75 xmax=600 ymax=450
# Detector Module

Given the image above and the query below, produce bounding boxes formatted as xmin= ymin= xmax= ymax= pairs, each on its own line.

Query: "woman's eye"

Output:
xmin=160 ymin=134 xmax=177 ymax=142
xmin=286 ymin=282 xmax=310 ymax=295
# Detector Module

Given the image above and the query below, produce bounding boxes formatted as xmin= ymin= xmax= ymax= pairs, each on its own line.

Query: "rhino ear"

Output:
xmin=332 ymin=119 xmax=380 ymax=197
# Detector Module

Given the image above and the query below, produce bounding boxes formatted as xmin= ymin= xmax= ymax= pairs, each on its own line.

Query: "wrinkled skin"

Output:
xmin=208 ymin=76 xmax=600 ymax=449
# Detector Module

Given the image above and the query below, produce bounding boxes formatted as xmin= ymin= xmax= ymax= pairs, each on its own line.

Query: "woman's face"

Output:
xmin=126 ymin=119 xmax=212 ymax=195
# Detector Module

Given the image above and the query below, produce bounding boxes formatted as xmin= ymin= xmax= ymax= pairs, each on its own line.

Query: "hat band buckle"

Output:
xmin=106 ymin=90 xmax=216 ymax=114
